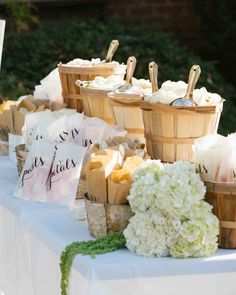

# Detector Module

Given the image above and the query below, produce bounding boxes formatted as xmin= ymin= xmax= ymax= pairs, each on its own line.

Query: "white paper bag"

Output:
xmin=34 ymin=68 xmax=63 ymax=102
xmin=14 ymin=141 xmax=55 ymax=201
xmin=76 ymin=117 xmax=108 ymax=147
xmin=46 ymin=142 xmax=87 ymax=206
xmin=66 ymin=112 xmax=84 ymax=142
xmin=22 ymin=110 xmax=53 ymax=151
xmin=45 ymin=116 xmax=69 ymax=143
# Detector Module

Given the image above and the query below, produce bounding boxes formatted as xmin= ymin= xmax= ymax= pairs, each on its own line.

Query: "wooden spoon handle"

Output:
xmin=149 ymin=61 xmax=158 ymax=92
xmin=126 ymin=56 xmax=137 ymax=84
xmin=185 ymin=65 xmax=201 ymax=100
xmin=105 ymin=40 xmax=119 ymax=62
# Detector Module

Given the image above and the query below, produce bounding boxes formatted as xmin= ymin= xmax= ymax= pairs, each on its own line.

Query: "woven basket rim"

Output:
xmin=204 ymin=180 xmax=236 ymax=186
xmin=58 ymin=62 xmax=126 ymax=75
xmin=80 ymin=85 xmax=111 ymax=94
xmin=140 ymin=101 xmax=223 ymax=114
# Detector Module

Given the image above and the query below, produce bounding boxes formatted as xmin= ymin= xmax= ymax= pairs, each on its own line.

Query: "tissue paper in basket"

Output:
xmin=194 ymin=133 xmax=236 ymax=182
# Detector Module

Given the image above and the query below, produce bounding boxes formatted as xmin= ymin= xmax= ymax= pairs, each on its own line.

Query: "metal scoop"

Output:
xmin=104 ymin=40 xmax=119 ymax=63
xmin=171 ymin=65 xmax=201 ymax=106
xmin=118 ymin=56 xmax=137 ymax=92
xmin=149 ymin=61 xmax=158 ymax=93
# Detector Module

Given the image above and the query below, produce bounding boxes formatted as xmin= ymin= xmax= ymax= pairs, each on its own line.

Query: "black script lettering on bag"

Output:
xmin=21 ymin=157 xmax=45 ymax=186
xmin=47 ymin=159 xmax=77 ymax=190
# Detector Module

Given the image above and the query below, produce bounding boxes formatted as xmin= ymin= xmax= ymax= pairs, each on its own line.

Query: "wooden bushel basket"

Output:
xmin=79 ymin=86 xmax=116 ymax=124
xmin=204 ymin=181 xmax=236 ymax=249
xmin=109 ymin=94 xmax=145 ymax=143
xmin=58 ymin=63 xmax=126 ymax=113
xmin=141 ymin=102 xmax=222 ymax=162
xmin=85 ymin=196 xmax=133 ymax=238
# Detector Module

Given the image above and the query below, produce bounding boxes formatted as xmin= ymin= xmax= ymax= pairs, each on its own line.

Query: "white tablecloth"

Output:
xmin=0 ymin=156 xmax=236 ymax=295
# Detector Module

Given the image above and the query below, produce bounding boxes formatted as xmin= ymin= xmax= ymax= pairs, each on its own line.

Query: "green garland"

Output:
xmin=60 ymin=232 xmax=126 ymax=295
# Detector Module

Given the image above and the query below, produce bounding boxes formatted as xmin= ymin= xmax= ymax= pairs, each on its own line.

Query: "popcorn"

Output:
xmin=67 ymin=58 xmax=102 ymax=67
xmin=132 ymin=78 xmax=152 ymax=89
xmin=89 ymin=76 xmax=152 ymax=97
xmin=144 ymin=80 xmax=223 ymax=106
xmin=67 ymin=58 xmax=120 ymax=67
xmin=89 ymin=75 xmax=124 ymax=90
xmin=109 ymin=77 xmax=152 ymax=97
xmin=193 ymin=87 xmax=222 ymax=106
xmin=144 ymin=80 xmax=187 ymax=104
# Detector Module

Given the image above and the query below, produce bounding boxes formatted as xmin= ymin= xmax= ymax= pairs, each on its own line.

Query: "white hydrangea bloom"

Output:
xmin=125 ymin=160 xmax=219 ymax=258
xmin=169 ymin=202 xmax=219 ymax=258
xmin=124 ymin=212 xmax=171 ymax=257
xmin=129 ymin=160 xmax=206 ymax=217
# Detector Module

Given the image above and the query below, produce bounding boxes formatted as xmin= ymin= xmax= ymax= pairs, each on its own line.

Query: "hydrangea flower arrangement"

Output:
xmin=124 ymin=160 xmax=219 ymax=258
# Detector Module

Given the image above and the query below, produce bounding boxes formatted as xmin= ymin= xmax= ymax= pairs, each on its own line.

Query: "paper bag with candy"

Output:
xmin=108 ymin=155 xmax=144 ymax=204
xmin=85 ymin=149 xmax=123 ymax=203
xmin=108 ymin=169 xmax=131 ymax=204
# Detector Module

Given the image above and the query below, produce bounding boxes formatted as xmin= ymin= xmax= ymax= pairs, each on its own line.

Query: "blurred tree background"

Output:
xmin=0 ymin=0 xmax=235 ymax=134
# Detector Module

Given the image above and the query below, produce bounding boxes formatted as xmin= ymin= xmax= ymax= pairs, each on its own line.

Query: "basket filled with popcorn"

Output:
xmin=141 ymin=62 xmax=223 ymax=163
xmin=193 ymin=133 xmax=236 ymax=248
xmin=58 ymin=40 xmax=126 ymax=113
xmin=84 ymin=147 xmax=146 ymax=238
xmin=108 ymin=56 xmax=152 ymax=143
xmin=77 ymin=75 xmax=125 ymax=124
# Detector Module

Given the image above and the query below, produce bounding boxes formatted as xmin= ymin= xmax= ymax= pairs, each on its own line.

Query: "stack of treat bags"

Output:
xmin=193 ymin=133 xmax=236 ymax=182
xmin=22 ymin=109 xmax=126 ymax=151
xmin=0 ymin=95 xmax=67 ymax=159
xmin=85 ymin=144 xmax=147 ymax=205
xmin=14 ymin=109 xmax=127 ymax=206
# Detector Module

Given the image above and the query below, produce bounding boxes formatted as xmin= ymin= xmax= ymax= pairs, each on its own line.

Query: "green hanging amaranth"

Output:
xmin=60 ymin=232 xmax=126 ymax=295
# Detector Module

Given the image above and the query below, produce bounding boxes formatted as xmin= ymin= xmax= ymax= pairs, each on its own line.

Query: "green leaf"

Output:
xmin=60 ymin=232 xmax=126 ymax=295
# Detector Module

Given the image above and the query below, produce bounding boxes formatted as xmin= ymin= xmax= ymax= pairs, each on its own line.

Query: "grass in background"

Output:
xmin=0 ymin=19 xmax=235 ymax=134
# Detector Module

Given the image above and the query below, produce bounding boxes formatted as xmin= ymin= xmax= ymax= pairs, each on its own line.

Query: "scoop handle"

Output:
xmin=184 ymin=65 xmax=201 ymax=100
xmin=126 ymin=56 xmax=137 ymax=84
xmin=149 ymin=61 xmax=158 ymax=93
xmin=104 ymin=40 xmax=119 ymax=63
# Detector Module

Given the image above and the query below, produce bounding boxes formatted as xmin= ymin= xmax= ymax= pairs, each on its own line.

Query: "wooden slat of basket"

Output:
xmin=141 ymin=101 xmax=221 ymax=114
xmin=58 ymin=63 xmax=126 ymax=113
xmin=80 ymin=87 xmax=116 ymax=124
xmin=58 ymin=63 xmax=125 ymax=75
xmin=141 ymin=101 xmax=222 ymax=162
xmin=110 ymin=100 xmax=145 ymax=143
xmin=220 ymin=221 xmax=236 ymax=229
xmin=204 ymin=181 xmax=236 ymax=249
xmin=112 ymin=104 xmax=144 ymax=129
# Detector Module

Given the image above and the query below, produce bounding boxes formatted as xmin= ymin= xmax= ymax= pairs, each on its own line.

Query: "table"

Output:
xmin=0 ymin=156 xmax=236 ymax=295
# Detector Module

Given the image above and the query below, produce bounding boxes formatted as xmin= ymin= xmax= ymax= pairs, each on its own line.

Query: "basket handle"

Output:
xmin=184 ymin=65 xmax=201 ymax=101
xmin=149 ymin=61 xmax=158 ymax=92
xmin=104 ymin=40 xmax=119 ymax=63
